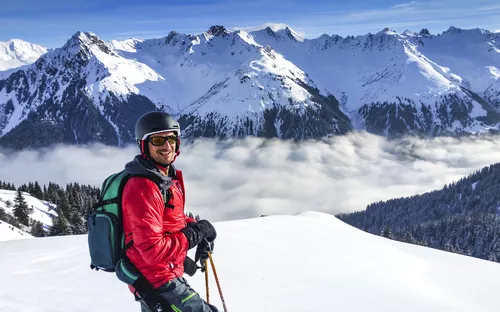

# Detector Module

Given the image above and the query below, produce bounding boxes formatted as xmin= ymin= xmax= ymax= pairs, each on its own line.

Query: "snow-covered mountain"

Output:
xmin=0 ymin=25 xmax=499 ymax=149
xmin=0 ymin=39 xmax=47 ymax=78
xmin=0 ymin=27 xmax=350 ymax=148
xmin=1 ymin=211 xmax=499 ymax=311
xmin=251 ymin=26 xmax=500 ymax=136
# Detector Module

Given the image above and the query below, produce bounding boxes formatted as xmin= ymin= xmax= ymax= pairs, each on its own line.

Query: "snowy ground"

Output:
xmin=0 ymin=220 xmax=31 ymax=241
xmin=0 ymin=211 xmax=499 ymax=312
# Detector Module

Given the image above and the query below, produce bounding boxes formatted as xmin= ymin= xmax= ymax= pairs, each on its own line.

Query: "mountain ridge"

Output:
xmin=0 ymin=25 xmax=499 ymax=149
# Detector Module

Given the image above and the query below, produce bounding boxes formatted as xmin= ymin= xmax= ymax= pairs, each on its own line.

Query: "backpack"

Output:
xmin=87 ymin=170 xmax=145 ymax=285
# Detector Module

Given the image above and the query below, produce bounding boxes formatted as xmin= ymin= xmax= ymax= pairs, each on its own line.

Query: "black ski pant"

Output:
xmin=139 ymin=277 xmax=219 ymax=312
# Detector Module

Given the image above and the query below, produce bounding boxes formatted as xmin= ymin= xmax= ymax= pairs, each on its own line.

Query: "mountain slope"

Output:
xmin=0 ymin=211 xmax=499 ymax=311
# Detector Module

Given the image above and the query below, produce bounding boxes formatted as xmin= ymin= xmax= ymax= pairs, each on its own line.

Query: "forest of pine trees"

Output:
xmin=0 ymin=180 xmax=100 ymax=237
xmin=337 ymin=162 xmax=500 ymax=264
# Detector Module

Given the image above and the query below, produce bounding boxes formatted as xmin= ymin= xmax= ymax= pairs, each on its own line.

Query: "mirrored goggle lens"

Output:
xmin=149 ymin=136 xmax=177 ymax=146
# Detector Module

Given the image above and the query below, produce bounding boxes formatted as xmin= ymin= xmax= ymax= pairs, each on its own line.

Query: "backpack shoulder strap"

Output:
xmin=92 ymin=170 xmax=131 ymax=209
xmin=176 ymin=169 xmax=185 ymax=204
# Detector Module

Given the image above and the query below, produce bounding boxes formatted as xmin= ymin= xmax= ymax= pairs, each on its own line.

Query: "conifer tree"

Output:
xmin=381 ymin=226 xmax=394 ymax=239
xmin=0 ymin=207 xmax=8 ymax=222
xmin=13 ymin=189 xmax=30 ymax=226
xmin=50 ymin=207 xmax=72 ymax=236
xmin=32 ymin=182 xmax=44 ymax=200
xmin=46 ymin=182 xmax=60 ymax=204
xmin=43 ymin=185 xmax=48 ymax=201
xmin=58 ymin=213 xmax=72 ymax=236
xmin=30 ymin=220 xmax=46 ymax=237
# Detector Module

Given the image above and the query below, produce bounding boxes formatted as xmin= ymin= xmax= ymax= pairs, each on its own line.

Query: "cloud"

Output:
xmin=230 ymin=23 xmax=307 ymax=38
xmin=1 ymin=132 xmax=500 ymax=222
xmin=390 ymin=1 xmax=418 ymax=9
xmin=231 ymin=23 xmax=292 ymax=32
xmin=288 ymin=0 xmax=500 ymax=37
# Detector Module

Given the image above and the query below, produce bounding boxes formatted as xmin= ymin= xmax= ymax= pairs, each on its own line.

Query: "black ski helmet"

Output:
xmin=135 ymin=111 xmax=181 ymax=155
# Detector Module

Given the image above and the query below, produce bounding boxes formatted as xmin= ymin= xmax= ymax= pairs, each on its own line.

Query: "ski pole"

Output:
xmin=208 ymin=252 xmax=228 ymax=312
xmin=205 ymin=259 xmax=210 ymax=303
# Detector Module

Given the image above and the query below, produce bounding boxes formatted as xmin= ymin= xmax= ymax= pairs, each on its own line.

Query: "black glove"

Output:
xmin=180 ymin=219 xmax=217 ymax=249
xmin=195 ymin=239 xmax=214 ymax=272
xmin=197 ymin=220 xmax=216 ymax=242
xmin=183 ymin=256 xmax=198 ymax=276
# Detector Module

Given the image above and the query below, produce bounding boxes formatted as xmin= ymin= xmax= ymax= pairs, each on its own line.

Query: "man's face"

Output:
xmin=147 ymin=131 xmax=177 ymax=165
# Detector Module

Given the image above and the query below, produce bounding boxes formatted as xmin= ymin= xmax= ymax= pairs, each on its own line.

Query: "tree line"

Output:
xmin=0 ymin=180 xmax=100 ymax=237
xmin=337 ymin=162 xmax=500 ymax=264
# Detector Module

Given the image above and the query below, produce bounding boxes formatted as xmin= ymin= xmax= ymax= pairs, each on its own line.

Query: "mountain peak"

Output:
xmin=5 ymin=38 xmax=33 ymax=47
xmin=164 ymin=30 xmax=179 ymax=45
xmin=280 ymin=27 xmax=304 ymax=42
xmin=207 ymin=25 xmax=230 ymax=37
xmin=443 ymin=26 xmax=463 ymax=34
xmin=255 ymin=25 xmax=304 ymax=42
xmin=62 ymin=31 xmax=112 ymax=55
xmin=0 ymin=39 xmax=48 ymax=71
xmin=70 ymin=31 xmax=99 ymax=44
xmin=377 ymin=27 xmax=398 ymax=36
xmin=441 ymin=26 xmax=492 ymax=38
xmin=401 ymin=30 xmax=418 ymax=37
xmin=419 ymin=28 xmax=431 ymax=36
xmin=0 ymin=39 xmax=47 ymax=54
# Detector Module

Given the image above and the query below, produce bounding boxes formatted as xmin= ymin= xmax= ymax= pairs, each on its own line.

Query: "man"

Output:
xmin=121 ymin=111 xmax=219 ymax=312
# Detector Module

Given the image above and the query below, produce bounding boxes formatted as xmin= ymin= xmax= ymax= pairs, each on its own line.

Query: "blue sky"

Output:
xmin=1 ymin=0 xmax=499 ymax=48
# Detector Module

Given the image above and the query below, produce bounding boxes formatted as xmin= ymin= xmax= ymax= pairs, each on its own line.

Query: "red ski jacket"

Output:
xmin=121 ymin=157 xmax=195 ymax=290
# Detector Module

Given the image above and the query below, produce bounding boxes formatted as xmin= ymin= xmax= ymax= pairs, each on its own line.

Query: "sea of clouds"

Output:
xmin=1 ymin=131 xmax=500 ymax=221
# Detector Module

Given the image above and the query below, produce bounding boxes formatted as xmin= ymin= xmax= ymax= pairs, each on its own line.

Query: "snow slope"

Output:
xmin=0 ymin=220 xmax=31 ymax=241
xmin=0 ymin=211 xmax=498 ymax=312
xmin=418 ymin=27 xmax=500 ymax=93
xmin=0 ymin=189 xmax=57 ymax=229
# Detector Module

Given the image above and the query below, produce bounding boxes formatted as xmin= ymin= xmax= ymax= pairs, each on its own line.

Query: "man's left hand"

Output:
xmin=195 ymin=239 xmax=214 ymax=272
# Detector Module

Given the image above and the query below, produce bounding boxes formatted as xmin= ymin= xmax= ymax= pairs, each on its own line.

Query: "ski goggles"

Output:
xmin=146 ymin=135 xmax=178 ymax=146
